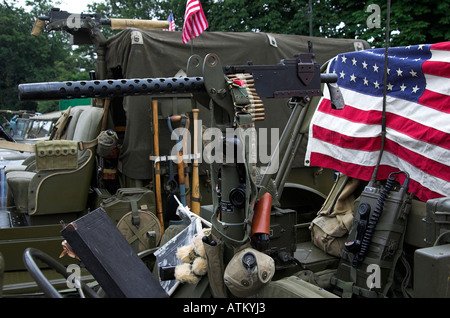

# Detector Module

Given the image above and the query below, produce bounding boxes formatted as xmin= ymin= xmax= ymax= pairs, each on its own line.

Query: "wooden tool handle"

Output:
xmin=152 ymin=100 xmax=164 ymax=234
xmin=191 ymin=109 xmax=200 ymax=215
xmin=101 ymin=99 xmax=110 ymax=131
xmin=182 ymin=118 xmax=191 ymax=207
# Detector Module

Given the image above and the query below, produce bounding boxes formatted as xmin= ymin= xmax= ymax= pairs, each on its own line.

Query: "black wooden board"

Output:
xmin=61 ymin=207 xmax=167 ymax=298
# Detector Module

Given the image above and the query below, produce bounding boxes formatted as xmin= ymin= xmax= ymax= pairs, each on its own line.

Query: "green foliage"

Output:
xmin=0 ymin=0 xmax=90 ymax=112
xmin=1 ymin=0 xmax=448 ymax=114
xmin=96 ymin=0 xmax=448 ymax=48
xmin=308 ymin=0 xmax=450 ymax=47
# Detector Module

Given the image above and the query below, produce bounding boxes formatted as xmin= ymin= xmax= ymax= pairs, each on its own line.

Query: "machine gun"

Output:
xmin=18 ymin=51 xmax=344 ymax=253
xmin=16 ymin=45 xmax=343 ymax=116
xmin=31 ymin=8 xmax=169 ymax=80
xmin=32 ymin=8 xmax=169 ymax=44
xmin=18 ymin=52 xmax=343 ymax=109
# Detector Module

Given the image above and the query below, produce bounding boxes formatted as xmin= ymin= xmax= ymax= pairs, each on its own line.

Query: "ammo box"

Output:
xmin=425 ymin=197 xmax=450 ymax=246
xmin=61 ymin=208 xmax=167 ymax=298
xmin=414 ymin=244 xmax=450 ymax=298
xmin=267 ymin=206 xmax=297 ymax=269
xmin=200 ymin=205 xmax=296 ymax=269
xmin=96 ymin=187 xmax=156 ymax=224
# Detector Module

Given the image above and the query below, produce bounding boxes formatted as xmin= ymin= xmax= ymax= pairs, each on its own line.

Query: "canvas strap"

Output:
xmin=0 ymin=138 xmax=98 ymax=153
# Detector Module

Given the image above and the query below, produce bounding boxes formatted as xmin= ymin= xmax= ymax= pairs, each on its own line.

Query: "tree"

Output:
xmin=316 ymin=0 xmax=450 ymax=47
xmin=0 ymin=0 xmax=91 ymax=113
xmin=92 ymin=0 xmax=449 ymax=48
xmin=2 ymin=0 xmax=447 ymax=114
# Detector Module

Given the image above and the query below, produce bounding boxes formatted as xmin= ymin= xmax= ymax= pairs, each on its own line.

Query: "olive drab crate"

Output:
xmin=98 ymin=187 xmax=156 ymax=224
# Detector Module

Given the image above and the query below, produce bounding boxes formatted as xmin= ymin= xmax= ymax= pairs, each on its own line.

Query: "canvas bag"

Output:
xmin=310 ymin=174 xmax=360 ymax=257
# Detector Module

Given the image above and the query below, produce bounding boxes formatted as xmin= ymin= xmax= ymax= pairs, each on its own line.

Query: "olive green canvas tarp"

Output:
xmin=104 ymin=29 xmax=369 ymax=180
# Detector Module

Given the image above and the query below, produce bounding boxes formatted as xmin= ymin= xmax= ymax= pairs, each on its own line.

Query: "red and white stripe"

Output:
xmin=182 ymin=0 xmax=208 ymax=44
xmin=305 ymin=42 xmax=450 ymax=202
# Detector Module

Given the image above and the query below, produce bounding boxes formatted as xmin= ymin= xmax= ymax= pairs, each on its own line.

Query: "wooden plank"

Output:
xmin=61 ymin=207 xmax=167 ymax=298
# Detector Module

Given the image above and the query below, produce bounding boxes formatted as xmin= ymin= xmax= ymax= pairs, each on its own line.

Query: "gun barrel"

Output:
xmin=108 ymin=18 xmax=170 ymax=30
xmin=18 ymin=77 xmax=205 ymax=101
xmin=18 ymin=72 xmax=337 ymax=102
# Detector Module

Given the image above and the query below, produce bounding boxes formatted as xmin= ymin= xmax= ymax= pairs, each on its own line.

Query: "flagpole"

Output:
xmin=369 ymin=0 xmax=391 ymax=187
xmin=183 ymin=0 xmax=208 ymax=50
xmin=190 ymin=22 xmax=194 ymax=55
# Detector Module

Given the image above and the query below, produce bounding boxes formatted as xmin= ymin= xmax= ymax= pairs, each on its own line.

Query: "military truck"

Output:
xmin=1 ymin=8 xmax=448 ymax=299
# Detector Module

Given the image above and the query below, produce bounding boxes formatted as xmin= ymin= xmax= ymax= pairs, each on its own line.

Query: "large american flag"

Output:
xmin=305 ymin=42 xmax=450 ymax=202
xmin=182 ymin=0 xmax=208 ymax=44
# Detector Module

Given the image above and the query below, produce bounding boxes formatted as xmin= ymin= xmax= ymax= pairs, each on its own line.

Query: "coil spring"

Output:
xmin=352 ymin=174 xmax=397 ymax=267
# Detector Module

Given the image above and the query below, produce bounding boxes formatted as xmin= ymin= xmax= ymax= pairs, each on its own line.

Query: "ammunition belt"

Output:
xmin=227 ymin=73 xmax=265 ymax=122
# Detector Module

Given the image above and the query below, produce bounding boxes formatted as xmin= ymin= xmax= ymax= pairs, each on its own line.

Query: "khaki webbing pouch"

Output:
xmin=310 ymin=174 xmax=361 ymax=257
xmin=35 ymin=140 xmax=78 ymax=171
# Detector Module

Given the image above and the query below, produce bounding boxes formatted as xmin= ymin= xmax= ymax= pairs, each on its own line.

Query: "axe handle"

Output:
xmin=152 ymin=100 xmax=164 ymax=234
xmin=191 ymin=109 xmax=200 ymax=215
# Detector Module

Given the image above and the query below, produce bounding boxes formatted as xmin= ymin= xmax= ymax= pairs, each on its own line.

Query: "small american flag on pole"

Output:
xmin=182 ymin=0 xmax=208 ymax=44
xmin=305 ymin=42 xmax=450 ymax=202
xmin=166 ymin=12 xmax=175 ymax=31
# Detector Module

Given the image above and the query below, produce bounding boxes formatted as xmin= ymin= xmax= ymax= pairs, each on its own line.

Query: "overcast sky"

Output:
xmin=56 ymin=0 xmax=96 ymax=13
xmin=17 ymin=0 xmax=103 ymax=13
